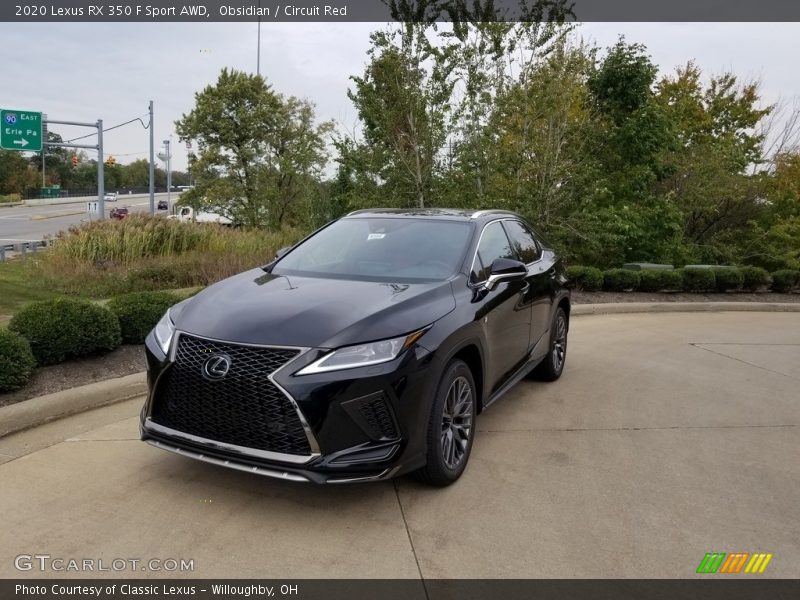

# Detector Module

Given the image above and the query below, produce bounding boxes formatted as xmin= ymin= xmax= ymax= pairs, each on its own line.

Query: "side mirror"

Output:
xmin=484 ymin=258 xmax=527 ymax=291
xmin=274 ymin=246 xmax=292 ymax=260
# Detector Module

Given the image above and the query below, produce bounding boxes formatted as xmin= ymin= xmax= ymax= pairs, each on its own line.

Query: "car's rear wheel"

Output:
xmin=413 ymin=359 xmax=476 ymax=486
xmin=531 ymin=306 xmax=568 ymax=382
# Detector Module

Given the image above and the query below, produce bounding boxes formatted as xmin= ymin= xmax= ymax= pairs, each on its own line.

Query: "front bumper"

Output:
xmin=140 ymin=330 xmax=437 ymax=483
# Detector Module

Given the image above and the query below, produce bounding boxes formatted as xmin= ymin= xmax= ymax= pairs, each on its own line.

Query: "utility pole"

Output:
xmin=97 ymin=119 xmax=104 ymax=219
xmin=41 ymin=113 xmax=47 ymax=188
xmin=149 ymin=101 xmax=155 ymax=214
xmin=257 ymin=0 xmax=261 ymax=76
xmin=163 ymin=139 xmax=171 ymax=208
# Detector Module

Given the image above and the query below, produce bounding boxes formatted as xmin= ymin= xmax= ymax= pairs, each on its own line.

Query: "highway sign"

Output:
xmin=1 ymin=109 xmax=43 ymax=151
xmin=87 ymin=201 xmax=98 ymax=214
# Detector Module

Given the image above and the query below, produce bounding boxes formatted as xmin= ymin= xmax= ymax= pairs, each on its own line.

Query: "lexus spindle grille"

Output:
xmin=151 ymin=334 xmax=312 ymax=456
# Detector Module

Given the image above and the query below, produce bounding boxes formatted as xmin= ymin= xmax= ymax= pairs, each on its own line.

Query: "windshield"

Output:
xmin=273 ymin=217 xmax=473 ymax=282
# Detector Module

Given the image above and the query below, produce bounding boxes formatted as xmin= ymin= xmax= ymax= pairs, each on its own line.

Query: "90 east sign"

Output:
xmin=1 ymin=109 xmax=43 ymax=152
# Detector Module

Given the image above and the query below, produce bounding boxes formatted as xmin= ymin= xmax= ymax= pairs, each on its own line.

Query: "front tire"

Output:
xmin=413 ymin=359 xmax=477 ymax=486
xmin=531 ymin=306 xmax=568 ymax=382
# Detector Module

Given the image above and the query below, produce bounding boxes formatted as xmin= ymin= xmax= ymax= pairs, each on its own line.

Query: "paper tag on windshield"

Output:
xmin=367 ymin=233 xmax=385 ymax=240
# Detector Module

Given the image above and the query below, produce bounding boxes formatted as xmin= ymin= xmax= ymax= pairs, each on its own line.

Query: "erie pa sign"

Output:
xmin=1 ymin=109 xmax=43 ymax=152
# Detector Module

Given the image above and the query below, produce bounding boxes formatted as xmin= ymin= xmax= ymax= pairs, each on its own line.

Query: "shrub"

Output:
xmin=712 ymin=268 xmax=743 ymax=292
xmin=602 ymin=268 xmax=640 ymax=292
xmin=0 ymin=329 xmax=36 ymax=392
xmin=682 ymin=268 xmax=716 ymax=292
xmin=107 ymin=291 xmax=181 ymax=345
xmin=638 ymin=269 xmax=682 ymax=292
xmin=566 ymin=266 xmax=603 ymax=292
xmin=8 ymin=298 xmax=122 ymax=365
xmin=771 ymin=269 xmax=800 ymax=293
xmin=740 ymin=266 xmax=770 ymax=292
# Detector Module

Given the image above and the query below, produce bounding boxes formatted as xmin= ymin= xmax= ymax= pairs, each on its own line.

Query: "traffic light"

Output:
xmin=105 ymin=155 xmax=116 ymax=167
xmin=71 ymin=154 xmax=78 ymax=167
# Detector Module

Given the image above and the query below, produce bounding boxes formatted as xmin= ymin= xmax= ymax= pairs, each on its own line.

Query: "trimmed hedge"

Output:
xmin=8 ymin=298 xmax=122 ymax=366
xmin=712 ymin=267 xmax=743 ymax=292
xmin=740 ymin=266 xmax=770 ymax=292
xmin=638 ymin=269 xmax=682 ymax=292
xmin=771 ymin=269 xmax=800 ymax=293
xmin=602 ymin=268 xmax=640 ymax=292
xmin=107 ymin=291 xmax=180 ymax=345
xmin=682 ymin=268 xmax=716 ymax=292
xmin=566 ymin=266 xmax=603 ymax=292
xmin=0 ymin=329 xmax=36 ymax=393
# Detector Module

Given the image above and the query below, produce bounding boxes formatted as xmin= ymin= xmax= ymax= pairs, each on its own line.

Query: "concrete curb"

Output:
xmin=572 ymin=301 xmax=800 ymax=316
xmin=0 ymin=372 xmax=146 ymax=439
xmin=2 ymin=302 xmax=798 ymax=438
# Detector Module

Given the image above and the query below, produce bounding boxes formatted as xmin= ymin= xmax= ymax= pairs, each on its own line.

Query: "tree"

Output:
xmin=176 ymin=68 xmax=331 ymax=228
xmin=0 ymin=150 xmax=38 ymax=196
xmin=347 ymin=24 xmax=454 ymax=208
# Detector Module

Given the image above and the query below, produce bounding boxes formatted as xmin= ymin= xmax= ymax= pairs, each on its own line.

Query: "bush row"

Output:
xmin=566 ymin=266 xmax=798 ymax=293
xmin=1 ymin=291 xmax=181 ymax=393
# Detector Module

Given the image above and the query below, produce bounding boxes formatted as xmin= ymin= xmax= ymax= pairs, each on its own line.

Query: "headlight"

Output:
xmin=296 ymin=329 xmax=428 ymax=375
xmin=153 ymin=309 xmax=175 ymax=355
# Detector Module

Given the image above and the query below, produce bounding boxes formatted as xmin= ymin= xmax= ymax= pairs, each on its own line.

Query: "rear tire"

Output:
xmin=413 ymin=359 xmax=477 ymax=486
xmin=531 ymin=306 xmax=568 ymax=382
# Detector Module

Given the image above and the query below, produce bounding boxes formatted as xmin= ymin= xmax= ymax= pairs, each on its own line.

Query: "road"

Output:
xmin=0 ymin=193 xmax=179 ymax=244
xmin=0 ymin=312 xmax=797 ymax=578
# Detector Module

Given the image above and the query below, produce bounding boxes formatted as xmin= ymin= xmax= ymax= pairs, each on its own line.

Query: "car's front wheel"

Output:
xmin=414 ymin=359 xmax=476 ymax=486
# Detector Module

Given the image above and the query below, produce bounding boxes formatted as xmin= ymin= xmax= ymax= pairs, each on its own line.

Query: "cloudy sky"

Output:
xmin=2 ymin=22 xmax=798 ymax=171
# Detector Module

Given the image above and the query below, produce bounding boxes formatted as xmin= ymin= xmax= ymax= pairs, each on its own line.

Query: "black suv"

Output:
xmin=140 ymin=209 xmax=570 ymax=485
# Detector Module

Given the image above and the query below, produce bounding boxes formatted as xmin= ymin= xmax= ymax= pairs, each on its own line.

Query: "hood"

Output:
xmin=175 ymin=268 xmax=456 ymax=348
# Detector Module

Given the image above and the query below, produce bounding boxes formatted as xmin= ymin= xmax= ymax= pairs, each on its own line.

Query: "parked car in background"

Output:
xmin=110 ymin=207 xmax=129 ymax=220
xmin=157 ymin=199 xmax=169 ymax=211
xmin=141 ymin=209 xmax=570 ymax=486
xmin=103 ymin=192 xmax=118 ymax=202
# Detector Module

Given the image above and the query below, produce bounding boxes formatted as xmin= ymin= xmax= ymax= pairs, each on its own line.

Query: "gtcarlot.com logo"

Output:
xmin=697 ymin=552 xmax=773 ymax=574
xmin=14 ymin=554 xmax=194 ymax=572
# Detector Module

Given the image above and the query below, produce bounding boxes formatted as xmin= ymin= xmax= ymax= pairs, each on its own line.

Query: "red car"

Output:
xmin=110 ymin=207 xmax=129 ymax=220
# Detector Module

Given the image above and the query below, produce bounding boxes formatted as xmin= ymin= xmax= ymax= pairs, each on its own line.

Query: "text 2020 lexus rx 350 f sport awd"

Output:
xmin=140 ymin=209 xmax=570 ymax=485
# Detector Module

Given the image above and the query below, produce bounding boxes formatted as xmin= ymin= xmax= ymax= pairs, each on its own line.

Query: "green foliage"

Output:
xmin=107 ymin=291 xmax=181 ymax=345
xmin=565 ymin=266 xmax=603 ymax=291
xmin=176 ymin=68 xmax=333 ymax=228
xmin=739 ymin=266 xmax=770 ymax=292
xmin=712 ymin=267 xmax=743 ymax=292
xmin=682 ymin=268 xmax=716 ymax=292
xmin=36 ymin=217 xmax=300 ymax=297
xmin=602 ymin=268 xmax=640 ymax=291
xmin=638 ymin=269 xmax=682 ymax=292
xmin=9 ymin=299 xmax=121 ymax=366
xmin=0 ymin=329 xmax=36 ymax=393
xmin=770 ymin=270 xmax=800 ymax=293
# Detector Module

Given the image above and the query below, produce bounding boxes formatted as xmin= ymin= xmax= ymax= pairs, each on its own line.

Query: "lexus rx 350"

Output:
xmin=140 ymin=209 xmax=570 ymax=485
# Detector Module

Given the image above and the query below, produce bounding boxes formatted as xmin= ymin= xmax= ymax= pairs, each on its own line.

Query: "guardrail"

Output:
xmin=0 ymin=239 xmax=50 ymax=262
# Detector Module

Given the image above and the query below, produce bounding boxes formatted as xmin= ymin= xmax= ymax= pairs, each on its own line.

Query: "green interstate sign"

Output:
xmin=1 ymin=109 xmax=43 ymax=152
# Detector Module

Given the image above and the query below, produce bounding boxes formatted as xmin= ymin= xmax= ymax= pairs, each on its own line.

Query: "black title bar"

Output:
xmin=4 ymin=579 xmax=800 ymax=600
xmin=1 ymin=0 xmax=800 ymax=22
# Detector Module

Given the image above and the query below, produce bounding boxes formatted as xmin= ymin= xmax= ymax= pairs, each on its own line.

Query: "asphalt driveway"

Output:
xmin=0 ymin=312 xmax=797 ymax=578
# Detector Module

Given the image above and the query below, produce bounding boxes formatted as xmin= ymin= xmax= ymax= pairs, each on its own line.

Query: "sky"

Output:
xmin=1 ymin=22 xmax=798 ymax=172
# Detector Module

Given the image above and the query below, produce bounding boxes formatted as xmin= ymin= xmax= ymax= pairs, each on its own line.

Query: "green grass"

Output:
xmin=0 ymin=258 xmax=72 ymax=317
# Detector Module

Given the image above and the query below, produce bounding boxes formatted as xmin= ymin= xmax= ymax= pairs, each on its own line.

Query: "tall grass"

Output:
xmin=37 ymin=215 xmax=303 ymax=296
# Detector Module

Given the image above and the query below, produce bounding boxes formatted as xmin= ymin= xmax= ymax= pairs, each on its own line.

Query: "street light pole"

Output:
xmin=257 ymin=0 xmax=261 ymax=77
xmin=163 ymin=139 xmax=171 ymax=209
xmin=149 ymin=101 xmax=155 ymax=214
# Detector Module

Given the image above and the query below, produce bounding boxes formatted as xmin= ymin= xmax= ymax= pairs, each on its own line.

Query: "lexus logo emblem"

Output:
xmin=203 ymin=354 xmax=231 ymax=380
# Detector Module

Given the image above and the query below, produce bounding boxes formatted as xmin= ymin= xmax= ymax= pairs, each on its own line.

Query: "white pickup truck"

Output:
xmin=169 ymin=206 xmax=233 ymax=226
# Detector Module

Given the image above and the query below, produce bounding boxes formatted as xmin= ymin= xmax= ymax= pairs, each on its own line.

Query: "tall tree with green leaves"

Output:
xmin=176 ymin=68 xmax=331 ymax=228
